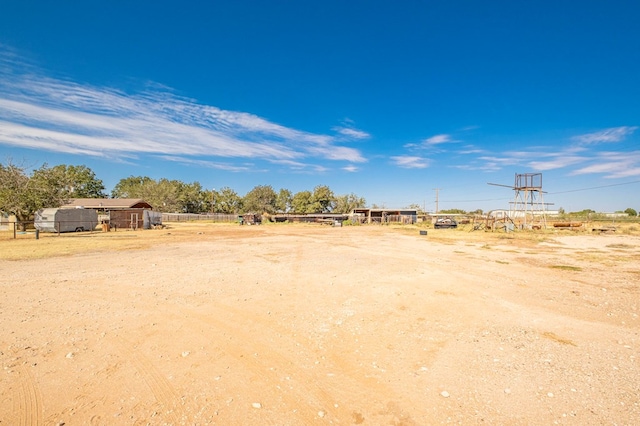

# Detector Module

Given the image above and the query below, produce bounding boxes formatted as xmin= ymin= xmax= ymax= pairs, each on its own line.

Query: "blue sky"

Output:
xmin=1 ymin=1 xmax=639 ymax=212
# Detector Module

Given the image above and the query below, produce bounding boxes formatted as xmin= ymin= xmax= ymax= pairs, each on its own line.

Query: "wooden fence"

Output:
xmin=161 ymin=213 xmax=239 ymax=222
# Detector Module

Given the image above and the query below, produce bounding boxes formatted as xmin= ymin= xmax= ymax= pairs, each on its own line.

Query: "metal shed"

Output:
xmin=350 ymin=208 xmax=417 ymax=224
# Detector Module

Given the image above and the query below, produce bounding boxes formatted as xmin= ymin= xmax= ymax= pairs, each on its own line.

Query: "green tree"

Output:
xmin=179 ymin=182 xmax=208 ymax=213
xmin=275 ymin=188 xmax=292 ymax=213
xmin=0 ymin=162 xmax=105 ymax=225
xmin=334 ymin=193 xmax=366 ymax=213
xmin=150 ymin=179 xmax=212 ymax=213
xmin=570 ymin=209 xmax=596 ymax=216
xmin=0 ymin=162 xmax=31 ymax=222
xmin=49 ymin=164 xmax=106 ymax=198
xmin=242 ymin=185 xmax=277 ymax=213
xmin=215 ymin=187 xmax=243 ymax=213
xmin=407 ymin=203 xmax=423 ymax=213
xmin=291 ymin=190 xmax=314 ymax=213
xmin=112 ymin=176 xmax=210 ymax=213
xmin=28 ymin=164 xmax=83 ymax=213
xmin=111 ymin=176 xmax=155 ymax=199
xmin=309 ymin=185 xmax=335 ymax=213
xmin=624 ymin=207 xmax=638 ymax=217
xmin=153 ymin=178 xmax=182 ymax=212
xmin=439 ymin=208 xmax=466 ymax=214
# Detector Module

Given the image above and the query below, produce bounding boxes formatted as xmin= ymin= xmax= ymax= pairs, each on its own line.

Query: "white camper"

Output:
xmin=35 ymin=208 xmax=98 ymax=233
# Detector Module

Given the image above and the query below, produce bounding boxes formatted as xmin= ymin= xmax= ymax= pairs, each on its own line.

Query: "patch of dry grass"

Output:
xmin=3 ymin=220 xmax=639 ymax=261
xmin=541 ymin=331 xmax=577 ymax=346
xmin=606 ymin=243 xmax=635 ymax=249
xmin=550 ymin=265 xmax=583 ymax=271
xmin=0 ymin=223 xmax=247 ymax=260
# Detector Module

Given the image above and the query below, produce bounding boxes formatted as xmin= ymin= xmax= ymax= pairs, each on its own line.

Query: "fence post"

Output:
xmin=13 ymin=222 xmax=16 ymax=239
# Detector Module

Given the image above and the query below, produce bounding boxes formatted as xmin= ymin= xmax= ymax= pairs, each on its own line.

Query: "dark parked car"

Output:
xmin=434 ymin=218 xmax=458 ymax=229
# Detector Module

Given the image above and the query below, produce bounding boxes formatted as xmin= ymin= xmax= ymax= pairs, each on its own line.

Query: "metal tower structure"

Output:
xmin=511 ymin=173 xmax=547 ymax=229
xmin=489 ymin=173 xmax=549 ymax=229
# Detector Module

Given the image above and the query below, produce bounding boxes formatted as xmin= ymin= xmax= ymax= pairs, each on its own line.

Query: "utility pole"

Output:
xmin=433 ymin=188 xmax=441 ymax=213
xmin=211 ymin=188 xmax=216 ymax=214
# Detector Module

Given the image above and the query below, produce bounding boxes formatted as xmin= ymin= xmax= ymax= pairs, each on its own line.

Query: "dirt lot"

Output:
xmin=1 ymin=223 xmax=639 ymax=425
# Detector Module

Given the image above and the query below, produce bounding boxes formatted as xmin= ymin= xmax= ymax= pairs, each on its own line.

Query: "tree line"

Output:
xmin=0 ymin=162 xmax=366 ymax=220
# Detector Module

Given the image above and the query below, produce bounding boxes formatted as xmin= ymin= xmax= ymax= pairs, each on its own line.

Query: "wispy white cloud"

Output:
xmin=0 ymin=54 xmax=367 ymax=172
xmin=156 ymin=156 xmax=258 ymax=172
xmin=423 ymin=134 xmax=455 ymax=145
xmin=403 ymin=133 xmax=458 ymax=152
xmin=571 ymin=151 xmax=640 ymax=178
xmin=391 ymin=155 xmax=430 ymax=169
xmin=457 ymin=146 xmax=485 ymax=155
xmin=472 ymin=155 xmax=523 ymax=172
xmin=472 ymin=141 xmax=640 ymax=178
xmin=453 ymin=163 xmax=502 ymax=172
xmin=478 ymin=155 xmax=524 ymax=166
xmin=399 ymin=124 xmax=639 ymax=177
xmin=267 ymin=158 xmax=330 ymax=173
xmin=333 ymin=126 xmax=371 ymax=140
xmin=342 ymin=165 xmax=359 ymax=172
xmin=572 ymin=126 xmax=638 ymax=144
xmin=528 ymin=156 xmax=586 ymax=171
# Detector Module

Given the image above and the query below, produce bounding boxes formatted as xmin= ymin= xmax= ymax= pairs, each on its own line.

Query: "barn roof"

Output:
xmin=61 ymin=198 xmax=153 ymax=209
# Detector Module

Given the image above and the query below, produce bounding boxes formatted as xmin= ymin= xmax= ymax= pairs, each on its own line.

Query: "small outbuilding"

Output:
xmin=60 ymin=198 xmax=160 ymax=230
xmin=108 ymin=209 xmax=162 ymax=230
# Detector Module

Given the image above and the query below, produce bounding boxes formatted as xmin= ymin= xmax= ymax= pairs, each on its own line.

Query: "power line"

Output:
xmin=549 ymin=179 xmax=640 ymax=194
xmin=385 ymin=178 xmax=640 ymax=207
xmin=440 ymin=197 xmax=511 ymax=203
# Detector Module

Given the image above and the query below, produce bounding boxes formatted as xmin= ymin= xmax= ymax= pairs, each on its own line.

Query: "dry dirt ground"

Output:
xmin=1 ymin=224 xmax=639 ymax=425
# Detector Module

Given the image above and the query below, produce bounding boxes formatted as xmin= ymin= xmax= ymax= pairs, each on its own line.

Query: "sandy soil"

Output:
xmin=1 ymin=225 xmax=639 ymax=425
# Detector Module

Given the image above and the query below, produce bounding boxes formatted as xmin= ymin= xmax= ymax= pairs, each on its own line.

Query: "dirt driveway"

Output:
xmin=1 ymin=224 xmax=639 ymax=425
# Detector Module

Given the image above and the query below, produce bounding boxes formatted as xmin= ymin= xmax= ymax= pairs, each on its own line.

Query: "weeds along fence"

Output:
xmin=0 ymin=221 xmax=101 ymax=240
xmin=162 ymin=213 xmax=239 ymax=223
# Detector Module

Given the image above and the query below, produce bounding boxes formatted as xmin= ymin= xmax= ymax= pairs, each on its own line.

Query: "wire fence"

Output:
xmin=0 ymin=221 xmax=102 ymax=240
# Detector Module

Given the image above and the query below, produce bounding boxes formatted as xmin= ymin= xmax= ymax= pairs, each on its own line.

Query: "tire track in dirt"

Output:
xmin=110 ymin=337 xmax=184 ymax=425
xmin=14 ymin=361 xmax=43 ymax=426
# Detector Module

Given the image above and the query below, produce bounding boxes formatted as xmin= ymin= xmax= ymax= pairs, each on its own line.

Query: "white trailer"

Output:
xmin=35 ymin=208 xmax=98 ymax=233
